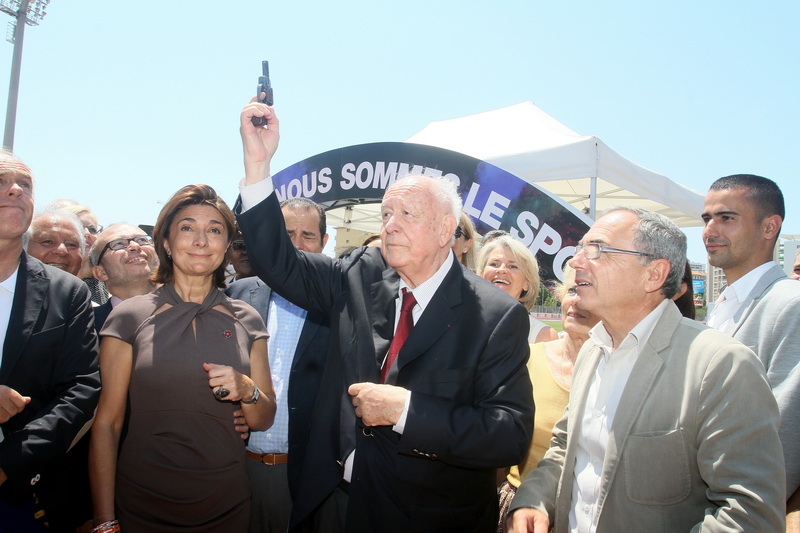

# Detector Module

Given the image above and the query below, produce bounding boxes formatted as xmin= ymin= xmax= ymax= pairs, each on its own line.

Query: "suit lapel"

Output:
xmin=595 ymin=305 xmax=678 ymax=517
xmin=727 ymin=264 xmax=784 ymax=337
xmin=293 ymin=314 xmax=322 ymax=369
xmin=1 ymin=254 xmax=46 ymax=382
xmin=254 ymin=281 xmax=271 ymax=327
xmin=553 ymin=341 xmax=602 ymax=523
xmin=392 ymin=261 xmax=461 ymax=379
xmin=369 ymin=269 xmax=400 ymax=378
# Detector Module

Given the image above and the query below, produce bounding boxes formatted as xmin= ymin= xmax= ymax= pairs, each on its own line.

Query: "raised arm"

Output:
xmin=239 ymin=96 xmax=280 ymax=186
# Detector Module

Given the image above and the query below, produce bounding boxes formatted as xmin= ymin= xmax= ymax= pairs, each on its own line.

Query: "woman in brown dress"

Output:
xmin=89 ymin=185 xmax=276 ymax=532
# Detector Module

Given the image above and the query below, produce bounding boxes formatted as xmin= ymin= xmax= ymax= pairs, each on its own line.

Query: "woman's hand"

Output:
xmin=203 ymin=362 xmax=256 ymax=403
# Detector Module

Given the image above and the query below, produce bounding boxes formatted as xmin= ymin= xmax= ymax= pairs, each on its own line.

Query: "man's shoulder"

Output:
xmin=23 ymin=254 xmax=90 ymax=298
xmin=460 ymin=265 xmax=522 ymax=309
xmin=671 ymin=319 xmax=763 ymax=372
xmin=225 ymin=276 xmax=265 ymax=297
xmin=758 ymin=274 xmax=800 ymax=305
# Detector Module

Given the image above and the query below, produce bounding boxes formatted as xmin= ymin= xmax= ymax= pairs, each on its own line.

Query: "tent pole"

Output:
xmin=589 ymin=176 xmax=597 ymax=220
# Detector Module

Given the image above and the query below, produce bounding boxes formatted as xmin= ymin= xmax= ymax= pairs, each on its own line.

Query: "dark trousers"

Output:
xmin=293 ymin=485 xmax=348 ymax=533
xmin=246 ymin=459 xmax=292 ymax=533
xmin=0 ymin=496 xmax=49 ymax=533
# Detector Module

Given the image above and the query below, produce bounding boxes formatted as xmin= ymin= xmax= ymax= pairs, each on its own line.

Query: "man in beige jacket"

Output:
xmin=506 ymin=207 xmax=785 ymax=533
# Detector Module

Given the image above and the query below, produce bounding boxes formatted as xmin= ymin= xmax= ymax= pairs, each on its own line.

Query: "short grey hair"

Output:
xmin=601 ymin=206 xmax=686 ymax=299
xmin=23 ymin=207 xmax=86 ymax=254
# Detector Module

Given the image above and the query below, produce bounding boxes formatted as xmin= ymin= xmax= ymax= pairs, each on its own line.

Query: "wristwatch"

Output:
xmin=241 ymin=385 xmax=260 ymax=405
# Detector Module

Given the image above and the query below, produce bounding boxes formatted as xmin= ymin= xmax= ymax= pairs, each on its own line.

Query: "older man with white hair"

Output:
xmin=0 ymin=152 xmax=99 ymax=531
xmin=233 ymin=100 xmax=533 ymax=533
xmin=24 ymin=208 xmax=85 ymax=276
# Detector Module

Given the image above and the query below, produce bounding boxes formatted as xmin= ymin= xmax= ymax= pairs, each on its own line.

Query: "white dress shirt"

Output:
xmin=0 ymin=261 xmax=20 ymax=442
xmin=707 ymin=261 xmax=774 ymax=335
xmin=569 ymin=299 xmax=670 ymax=533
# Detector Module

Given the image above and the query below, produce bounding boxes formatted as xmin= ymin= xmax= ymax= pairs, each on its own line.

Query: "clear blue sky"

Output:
xmin=1 ymin=1 xmax=797 ymax=264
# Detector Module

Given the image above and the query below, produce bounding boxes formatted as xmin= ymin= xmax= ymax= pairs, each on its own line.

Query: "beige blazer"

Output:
xmin=510 ymin=303 xmax=785 ymax=532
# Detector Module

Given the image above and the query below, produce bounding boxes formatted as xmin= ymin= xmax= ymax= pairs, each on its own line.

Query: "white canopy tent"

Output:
xmin=406 ymin=101 xmax=705 ymax=228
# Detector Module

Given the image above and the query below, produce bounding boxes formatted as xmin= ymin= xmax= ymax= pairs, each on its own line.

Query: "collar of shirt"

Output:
xmin=0 ymin=261 xmax=20 ymax=382
xmin=109 ymin=295 xmax=124 ymax=308
xmin=589 ymin=299 xmax=672 ymax=359
xmin=0 ymin=264 xmax=18 ymax=293
xmin=397 ymin=251 xmax=454 ymax=323
xmin=720 ymin=261 xmax=775 ymax=309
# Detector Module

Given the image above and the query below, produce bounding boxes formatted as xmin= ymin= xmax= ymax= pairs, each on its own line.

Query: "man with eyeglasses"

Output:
xmin=0 ymin=152 xmax=100 ymax=531
xmin=506 ymin=207 xmax=785 ymax=532
xmin=88 ymin=223 xmax=158 ymax=332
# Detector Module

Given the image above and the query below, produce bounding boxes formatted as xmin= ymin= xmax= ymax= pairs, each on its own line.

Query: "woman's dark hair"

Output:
xmin=672 ymin=259 xmax=696 ymax=320
xmin=151 ymin=184 xmax=236 ymax=288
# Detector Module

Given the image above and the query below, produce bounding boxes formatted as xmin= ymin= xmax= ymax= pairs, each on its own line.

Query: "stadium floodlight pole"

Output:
xmin=0 ymin=0 xmax=49 ymax=151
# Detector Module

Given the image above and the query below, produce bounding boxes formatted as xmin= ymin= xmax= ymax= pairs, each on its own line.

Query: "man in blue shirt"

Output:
xmin=226 ymin=197 xmax=335 ymax=533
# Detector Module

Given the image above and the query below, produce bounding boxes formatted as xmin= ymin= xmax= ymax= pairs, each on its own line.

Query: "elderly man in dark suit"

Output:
xmin=234 ymin=100 xmax=533 ymax=533
xmin=225 ymin=198 xmax=335 ymax=533
xmin=0 ymin=152 xmax=100 ymax=531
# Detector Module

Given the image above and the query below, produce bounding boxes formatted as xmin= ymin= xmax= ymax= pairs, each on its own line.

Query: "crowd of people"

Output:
xmin=0 ymin=96 xmax=798 ymax=533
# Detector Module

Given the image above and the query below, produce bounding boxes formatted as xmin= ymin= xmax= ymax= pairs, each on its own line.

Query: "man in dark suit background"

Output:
xmin=234 ymin=100 xmax=533 ymax=532
xmin=225 ymin=197 xmax=336 ymax=533
xmin=0 ymin=152 xmax=100 ymax=531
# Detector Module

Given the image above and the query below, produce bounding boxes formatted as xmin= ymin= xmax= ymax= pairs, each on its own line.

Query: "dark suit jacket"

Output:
xmin=225 ymin=276 xmax=335 ymax=529
xmin=238 ymin=194 xmax=533 ymax=533
xmin=0 ymin=252 xmax=100 ymax=527
xmin=93 ymin=300 xmax=112 ymax=333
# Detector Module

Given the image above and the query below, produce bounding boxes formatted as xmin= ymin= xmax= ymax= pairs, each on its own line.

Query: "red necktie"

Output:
xmin=381 ymin=288 xmax=417 ymax=383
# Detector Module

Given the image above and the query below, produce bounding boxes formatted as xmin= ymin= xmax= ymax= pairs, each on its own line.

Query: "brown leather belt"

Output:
xmin=246 ymin=451 xmax=288 ymax=465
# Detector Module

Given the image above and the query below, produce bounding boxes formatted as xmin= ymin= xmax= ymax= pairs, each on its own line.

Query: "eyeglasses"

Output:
xmin=84 ymin=224 xmax=104 ymax=235
xmin=231 ymin=240 xmax=246 ymax=252
xmin=454 ymin=226 xmax=465 ymax=239
xmin=97 ymin=235 xmax=154 ymax=264
xmin=574 ymin=242 xmax=655 ymax=260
